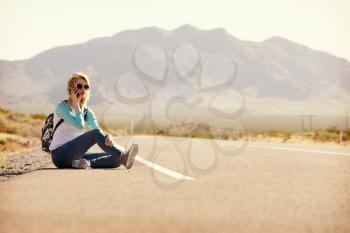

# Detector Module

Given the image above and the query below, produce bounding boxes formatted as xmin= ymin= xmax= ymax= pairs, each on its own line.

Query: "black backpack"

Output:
xmin=41 ymin=100 xmax=88 ymax=153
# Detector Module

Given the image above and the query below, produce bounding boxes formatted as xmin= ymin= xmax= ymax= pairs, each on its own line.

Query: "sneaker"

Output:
xmin=120 ymin=144 xmax=138 ymax=169
xmin=72 ymin=159 xmax=90 ymax=169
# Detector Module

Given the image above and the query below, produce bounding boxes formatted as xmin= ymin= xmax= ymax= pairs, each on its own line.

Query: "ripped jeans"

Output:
xmin=50 ymin=128 xmax=122 ymax=168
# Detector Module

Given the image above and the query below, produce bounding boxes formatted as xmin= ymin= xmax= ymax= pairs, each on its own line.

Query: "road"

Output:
xmin=1 ymin=136 xmax=350 ymax=233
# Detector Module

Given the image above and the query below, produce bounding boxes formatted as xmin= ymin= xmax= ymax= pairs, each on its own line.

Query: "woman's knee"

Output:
xmin=91 ymin=128 xmax=103 ymax=134
xmin=90 ymin=128 xmax=106 ymax=139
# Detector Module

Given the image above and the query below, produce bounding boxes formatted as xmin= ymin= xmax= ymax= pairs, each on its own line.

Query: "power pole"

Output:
xmin=309 ymin=115 xmax=313 ymax=130
xmin=346 ymin=112 xmax=349 ymax=130
xmin=301 ymin=114 xmax=313 ymax=131
xmin=300 ymin=115 xmax=305 ymax=131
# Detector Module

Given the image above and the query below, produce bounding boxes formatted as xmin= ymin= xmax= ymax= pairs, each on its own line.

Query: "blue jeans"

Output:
xmin=50 ymin=128 xmax=122 ymax=168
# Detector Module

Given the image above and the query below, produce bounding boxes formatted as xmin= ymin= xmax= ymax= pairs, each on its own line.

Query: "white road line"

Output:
xmin=252 ymin=145 xmax=350 ymax=156
xmin=117 ymin=144 xmax=194 ymax=180
xmin=135 ymin=156 xmax=194 ymax=180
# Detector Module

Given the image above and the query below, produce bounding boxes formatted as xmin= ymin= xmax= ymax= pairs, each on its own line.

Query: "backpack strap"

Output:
xmin=52 ymin=118 xmax=64 ymax=136
xmin=83 ymin=107 xmax=88 ymax=121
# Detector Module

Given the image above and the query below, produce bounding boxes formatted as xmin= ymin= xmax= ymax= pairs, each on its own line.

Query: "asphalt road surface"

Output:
xmin=1 ymin=136 xmax=350 ymax=233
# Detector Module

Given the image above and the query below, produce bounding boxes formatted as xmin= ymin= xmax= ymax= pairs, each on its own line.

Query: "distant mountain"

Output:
xmin=1 ymin=24 xmax=349 ymax=123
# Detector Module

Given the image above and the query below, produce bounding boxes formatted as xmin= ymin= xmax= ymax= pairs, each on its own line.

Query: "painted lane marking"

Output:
xmin=116 ymin=144 xmax=194 ymax=180
xmin=135 ymin=156 xmax=194 ymax=180
xmin=251 ymin=145 xmax=350 ymax=156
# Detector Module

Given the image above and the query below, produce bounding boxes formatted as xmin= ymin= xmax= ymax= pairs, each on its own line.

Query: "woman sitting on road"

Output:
xmin=49 ymin=72 xmax=138 ymax=169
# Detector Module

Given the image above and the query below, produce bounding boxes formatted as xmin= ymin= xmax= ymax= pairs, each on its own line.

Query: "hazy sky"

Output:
xmin=0 ymin=0 xmax=349 ymax=61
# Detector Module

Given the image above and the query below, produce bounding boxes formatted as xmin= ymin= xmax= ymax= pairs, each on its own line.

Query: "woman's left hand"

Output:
xmin=105 ymin=134 xmax=114 ymax=147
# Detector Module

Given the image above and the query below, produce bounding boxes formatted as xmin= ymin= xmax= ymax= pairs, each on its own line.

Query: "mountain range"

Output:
xmin=1 ymin=24 xmax=349 ymax=130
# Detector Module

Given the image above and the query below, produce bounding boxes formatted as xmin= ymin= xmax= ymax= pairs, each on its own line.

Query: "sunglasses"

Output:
xmin=76 ymin=83 xmax=90 ymax=90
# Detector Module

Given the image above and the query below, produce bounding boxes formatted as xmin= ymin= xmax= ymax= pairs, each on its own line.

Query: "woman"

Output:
xmin=49 ymin=72 xmax=138 ymax=169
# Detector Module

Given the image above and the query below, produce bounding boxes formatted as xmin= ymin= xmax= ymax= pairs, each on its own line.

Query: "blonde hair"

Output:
xmin=66 ymin=72 xmax=91 ymax=108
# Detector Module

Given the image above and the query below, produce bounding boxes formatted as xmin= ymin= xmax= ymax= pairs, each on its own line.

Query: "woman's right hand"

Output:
xmin=71 ymin=88 xmax=81 ymax=110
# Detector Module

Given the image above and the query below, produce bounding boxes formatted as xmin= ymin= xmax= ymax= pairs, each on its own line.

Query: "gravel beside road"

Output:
xmin=0 ymin=148 xmax=51 ymax=182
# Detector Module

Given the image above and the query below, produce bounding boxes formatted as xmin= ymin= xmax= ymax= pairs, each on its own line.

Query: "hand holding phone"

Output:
xmin=72 ymin=88 xmax=81 ymax=99
xmin=71 ymin=88 xmax=82 ymax=110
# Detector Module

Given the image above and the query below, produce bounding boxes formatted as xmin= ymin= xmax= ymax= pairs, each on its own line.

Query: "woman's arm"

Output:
xmin=55 ymin=102 xmax=84 ymax=129
xmin=86 ymin=107 xmax=101 ymax=130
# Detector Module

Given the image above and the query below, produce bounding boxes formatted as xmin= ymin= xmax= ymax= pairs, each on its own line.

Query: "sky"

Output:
xmin=0 ymin=0 xmax=349 ymax=61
